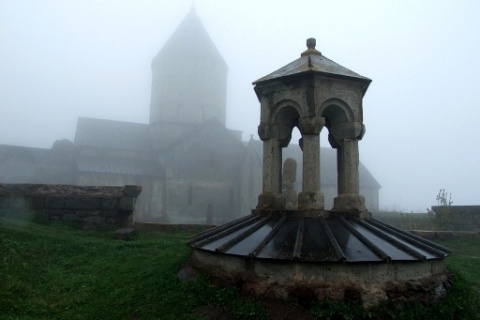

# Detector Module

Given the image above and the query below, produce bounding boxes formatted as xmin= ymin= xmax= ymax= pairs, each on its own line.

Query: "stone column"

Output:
xmin=256 ymin=123 xmax=288 ymax=210
xmin=329 ymin=122 xmax=366 ymax=212
xmin=262 ymin=138 xmax=282 ymax=194
xmin=297 ymin=116 xmax=325 ymax=210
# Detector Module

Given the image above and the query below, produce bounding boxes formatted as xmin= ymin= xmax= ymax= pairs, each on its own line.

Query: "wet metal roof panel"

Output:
xmin=188 ymin=214 xmax=450 ymax=263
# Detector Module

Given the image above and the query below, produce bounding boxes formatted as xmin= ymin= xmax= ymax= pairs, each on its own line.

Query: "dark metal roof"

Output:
xmin=188 ymin=213 xmax=450 ymax=263
xmin=74 ymin=117 xmax=151 ymax=151
xmin=254 ymin=39 xmax=371 ymax=85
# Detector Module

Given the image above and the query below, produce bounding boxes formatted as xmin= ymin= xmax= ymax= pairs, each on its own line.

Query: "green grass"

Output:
xmin=1 ymin=217 xmax=479 ymax=320
xmin=438 ymin=238 xmax=480 ymax=295
xmin=0 ymin=218 xmax=267 ymax=320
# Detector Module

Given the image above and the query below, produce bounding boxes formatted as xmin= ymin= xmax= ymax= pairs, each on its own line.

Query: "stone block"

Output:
xmin=9 ymin=196 xmax=27 ymax=210
xmin=63 ymin=213 xmax=80 ymax=221
xmin=333 ymin=194 xmax=365 ymax=212
xmin=123 ymin=185 xmax=142 ymax=197
xmin=330 ymin=121 xmax=364 ymax=140
xmin=361 ymin=285 xmax=388 ymax=309
xmin=256 ymin=192 xmax=286 ymax=210
xmin=101 ymin=198 xmax=118 ymax=210
xmin=298 ymin=191 xmax=324 ymax=210
xmin=74 ymin=210 xmax=88 ymax=217
xmin=297 ymin=116 xmax=325 ymax=135
xmin=99 ymin=210 xmax=113 ymax=217
xmin=65 ymin=197 xmax=100 ymax=210
xmin=119 ymin=196 xmax=135 ymax=211
xmin=118 ymin=212 xmax=133 ymax=228
xmin=46 ymin=196 xmax=65 ymax=209
xmin=315 ymin=286 xmax=345 ymax=301
xmin=85 ymin=215 xmax=105 ymax=224
xmin=30 ymin=196 xmax=46 ymax=209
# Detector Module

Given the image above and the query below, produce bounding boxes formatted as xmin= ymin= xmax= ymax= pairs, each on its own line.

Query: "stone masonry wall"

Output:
xmin=0 ymin=183 xmax=142 ymax=229
xmin=432 ymin=205 xmax=480 ymax=231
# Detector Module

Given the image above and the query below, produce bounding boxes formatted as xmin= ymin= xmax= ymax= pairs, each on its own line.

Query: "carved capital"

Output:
xmin=330 ymin=121 xmax=365 ymax=141
xmin=257 ymin=123 xmax=271 ymax=140
xmin=328 ymin=133 xmax=341 ymax=149
xmin=258 ymin=123 xmax=292 ymax=142
xmin=298 ymin=116 xmax=325 ymax=135
xmin=270 ymin=123 xmax=291 ymax=140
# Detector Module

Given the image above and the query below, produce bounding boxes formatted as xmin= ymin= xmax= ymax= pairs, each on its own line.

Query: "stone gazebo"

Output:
xmin=189 ymin=39 xmax=451 ymax=307
xmin=255 ymin=37 xmax=368 ymax=215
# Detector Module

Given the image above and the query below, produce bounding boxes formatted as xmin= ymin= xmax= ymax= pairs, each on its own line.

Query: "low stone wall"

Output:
xmin=432 ymin=205 xmax=480 ymax=231
xmin=0 ymin=183 xmax=142 ymax=229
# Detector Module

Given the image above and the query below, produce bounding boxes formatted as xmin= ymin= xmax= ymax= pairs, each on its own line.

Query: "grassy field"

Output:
xmin=437 ymin=238 xmax=480 ymax=295
xmin=1 ymin=217 xmax=479 ymax=320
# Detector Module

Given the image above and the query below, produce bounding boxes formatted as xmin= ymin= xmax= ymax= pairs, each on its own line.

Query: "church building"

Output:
xmin=0 ymin=9 xmax=380 ymax=224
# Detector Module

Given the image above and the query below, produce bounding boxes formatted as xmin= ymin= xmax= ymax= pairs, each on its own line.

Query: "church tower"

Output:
xmin=149 ymin=9 xmax=228 ymax=129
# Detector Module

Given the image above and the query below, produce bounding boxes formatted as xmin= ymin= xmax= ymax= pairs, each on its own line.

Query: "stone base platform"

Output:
xmin=188 ymin=211 xmax=452 ymax=308
xmin=190 ymin=249 xmax=451 ymax=308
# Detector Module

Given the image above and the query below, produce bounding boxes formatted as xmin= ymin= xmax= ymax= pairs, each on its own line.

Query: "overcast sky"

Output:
xmin=1 ymin=1 xmax=479 ymax=212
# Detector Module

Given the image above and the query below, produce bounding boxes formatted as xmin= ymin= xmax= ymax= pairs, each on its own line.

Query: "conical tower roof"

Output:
xmin=152 ymin=8 xmax=226 ymax=68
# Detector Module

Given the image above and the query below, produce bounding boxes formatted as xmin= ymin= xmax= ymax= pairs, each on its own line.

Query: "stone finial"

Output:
xmin=301 ymin=38 xmax=321 ymax=56
xmin=307 ymin=38 xmax=316 ymax=49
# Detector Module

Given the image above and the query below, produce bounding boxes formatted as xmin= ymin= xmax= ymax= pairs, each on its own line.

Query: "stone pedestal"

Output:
xmin=333 ymin=194 xmax=366 ymax=212
xmin=298 ymin=191 xmax=324 ymax=210
xmin=256 ymin=192 xmax=286 ymax=210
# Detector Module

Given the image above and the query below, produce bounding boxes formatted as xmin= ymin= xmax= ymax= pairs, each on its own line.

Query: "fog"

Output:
xmin=1 ymin=1 xmax=479 ymax=212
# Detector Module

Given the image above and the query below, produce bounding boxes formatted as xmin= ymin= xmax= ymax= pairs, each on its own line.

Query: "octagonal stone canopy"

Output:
xmin=253 ymin=38 xmax=371 ymax=91
xmin=253 ymin=38 xmax=371 ymax=213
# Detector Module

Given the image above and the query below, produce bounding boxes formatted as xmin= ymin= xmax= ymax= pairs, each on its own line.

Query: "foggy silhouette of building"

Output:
xmin=0 ymin=9 xmax=380 ymax=223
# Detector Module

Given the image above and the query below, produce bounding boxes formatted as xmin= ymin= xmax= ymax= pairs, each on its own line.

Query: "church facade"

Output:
xmin=0 ymin=10 xmax=380 ymax=224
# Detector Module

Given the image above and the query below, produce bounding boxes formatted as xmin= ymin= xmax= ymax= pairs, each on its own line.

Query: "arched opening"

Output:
xmin=320 ymin=102 xmax=365 ymax=211
xmin=319 ymin=105 xmax=348 ymax=209
xmin=322 ymin=104 xmax=349 ymax=130
xmin=273 ymin=104 xmax=300 ymax=127
xmin=271 ymin=104 xmax=300 ymax=148
xmin=281 ymin=126 xmax=302 ymax=209
xmin=291 ymin=126 xmax=302 ymax=146
xmin=272 ymin=104 xmax=301 ymax=148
